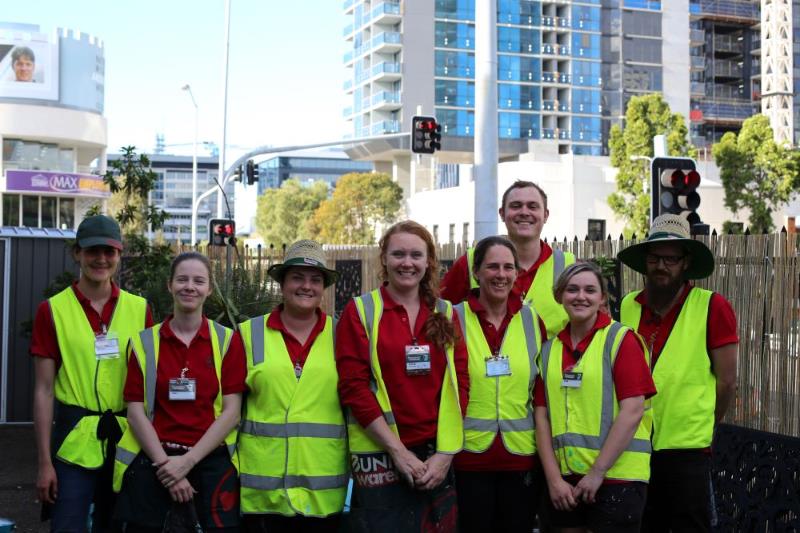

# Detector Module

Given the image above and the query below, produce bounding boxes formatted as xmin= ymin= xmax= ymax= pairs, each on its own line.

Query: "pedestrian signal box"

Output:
xmin=650 ymin=157 xmax=707 ymax=235
xmin=209 ymin=218 xmax=235 ymax=246
xmin=411 ymin=116 xmax=442 ymax=154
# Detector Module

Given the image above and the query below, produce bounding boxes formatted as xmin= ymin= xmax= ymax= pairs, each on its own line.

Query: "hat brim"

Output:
xmin=617 ymin=237 xmax=715 ymax=279
xmin=268 ymin=263 xmax=339 ymax=288
xmin=77 ymin=236 xmax=123 ymax=250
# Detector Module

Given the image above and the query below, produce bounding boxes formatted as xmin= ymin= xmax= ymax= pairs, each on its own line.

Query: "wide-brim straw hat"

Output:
xmin=267 ymin=240 xmax=339 ymax=288
xmin=617 ymin=214 xmax=715 ymax=279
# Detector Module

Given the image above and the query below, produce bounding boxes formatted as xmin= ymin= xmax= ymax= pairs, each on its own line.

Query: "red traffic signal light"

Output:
xmin=411 ymin=115 xmax=442 ymax=154
xmin=209 ymin=218 xmax=236 ymax=246
xmin=651 ymin=157 xmax=703 ymax=232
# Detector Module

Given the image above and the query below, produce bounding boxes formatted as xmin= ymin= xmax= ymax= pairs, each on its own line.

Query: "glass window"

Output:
xmin=571 ymin=116 xmax=603 ymax=142
xmin=435 ymin=0 xmax=474 ymax=20
xmin=622 ymin=37 xmax=662 ymax=64
xmin=436 ymin=108 xmax=475 ymax=136
xmin=573 ymin=61 xmax=602 ymax=87
xmin=623 ymin=10 xmax=661 ymax=37
xmin=23 ymin=196 xmax=39 ymax=227
xmin=498 ymin=0 xmax=539 ymax=25
xmin=498 ymin=54 xmax=540 ymax=82
xmin=435 ymin=79 xmax=475 ymax=106
xmin=435 ymin=21 xmax=475 ymax=50
xmin=499 ymin=83 xmax=541 ymax=110
xmin=41 ymin=197 xmax=57 ymax=228
xmin=572 ymin=33 xmax=601 ymax=59
xmin=499 ymin=112 xmax=539 ymax=139
xmin=59 ymin=197 xmax=75 ymax=229
xmin=436 ymin=50 xmax=475 ymax=78
xmin=623 ymin=0 xmax=661 ymax=10
xmin=572 ymin=5 xmax=601 ymax=32
xmin=497 ymin=26 xmax=539 ymax=54
xmin=623 ymin=64 xmax=663 ymax=91
xmin=587 ymin=219 xmax=606 ymax=240
xmin=3 ymin=194 xmax=20 ymax=226
xmin=572 ymin=89 xmax=602 ymax=114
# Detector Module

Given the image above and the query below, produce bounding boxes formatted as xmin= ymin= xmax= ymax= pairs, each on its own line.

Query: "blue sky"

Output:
xmin=3 ymin=0 xmax=346 ymax=159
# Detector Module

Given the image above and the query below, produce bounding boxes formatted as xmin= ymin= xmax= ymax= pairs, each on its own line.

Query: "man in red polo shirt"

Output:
xmin=618 ymin=214 xmax=738 ymax=533
xmin=440 ymin=181 xmax=575 ymax=337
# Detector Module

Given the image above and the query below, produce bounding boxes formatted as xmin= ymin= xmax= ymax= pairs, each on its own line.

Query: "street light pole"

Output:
xmin=218 ymin=0 xmax=232 ymax=218
xmin=182 ymin=84 xmax=198 ymax=246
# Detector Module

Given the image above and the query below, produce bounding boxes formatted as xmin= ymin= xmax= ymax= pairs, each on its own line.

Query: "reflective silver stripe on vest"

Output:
xmin=540 ymin=340 xmax=554 ymax=415
xmin=435 ymin=298 xmax=448 ymax=315
xmin=356 ymin=293 xmax=395 ymax=425
xmin=241 ymin=420 xmax=346 ymax=439
xmin=551 ymin=249 xmax=566 ymax=289
xmin=519 ymin=305 xmax=539 ymax=384
xmin=554 ymin=432 xmax=652 ymax=453
xmin=240 ymin=473 xmax=349 ymax=491
xmin=250 ymin=316 xmax=266 ymax=365
xmin=115 ymin=446 xmax=137 ymax=466
xmin=463 ymin=417 xmax=497 ymax=432
xmin=140 ymin=329 xmax=158 ymax=421
xmin=211 ymin=320 xmax=228 ymax=358
xmin=453 ymin=303 xmax=466 ymax=342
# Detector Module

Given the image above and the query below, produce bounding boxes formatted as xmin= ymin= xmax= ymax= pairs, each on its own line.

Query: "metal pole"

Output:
xmin=474 ymin=0 xmax=499 ymax=240
xmin=218 ymin=0 xmax=231 ymax=218
xmin=182 ymin=84 xmax=199 ymax=246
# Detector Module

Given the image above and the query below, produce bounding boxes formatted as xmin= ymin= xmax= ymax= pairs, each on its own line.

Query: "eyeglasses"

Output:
xmin=645 ymin=253 xmax=685 ymax=267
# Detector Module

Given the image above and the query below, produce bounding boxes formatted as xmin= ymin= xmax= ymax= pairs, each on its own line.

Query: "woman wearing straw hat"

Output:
xmin=236 ymin=240 xmax=348 ymax=533
xmin=533 ymin=261 xmax=656 ymax=533
xmin=113 ymin=252 xmax=245 ymax=531
xmin=451 ymin=235 xmax=547 ymax=533
xmin=336 ymin=220 xmax=469 ymax=532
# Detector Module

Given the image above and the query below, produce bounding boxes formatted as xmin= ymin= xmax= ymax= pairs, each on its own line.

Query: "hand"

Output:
xmin=389 ymin=446 xmax=427 ymax=487
xmin=168 ymin=477 xmax=196 ymax=503
xmin=548 ymin=477 xmax=577 ymax=511
xmin=36 ymin=462 xmax=58 ymax=504
xmin=156 ymin=455 xmax=195 ymax=488
xmin=573 ymin=468 xmax=604 ymax=504
xmin=416 ymin=453 xmax=452 ymax=490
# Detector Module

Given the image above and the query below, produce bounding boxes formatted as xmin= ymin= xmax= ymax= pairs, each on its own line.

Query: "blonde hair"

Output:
xmin=553 ymin=261 xmax=608 ymax=303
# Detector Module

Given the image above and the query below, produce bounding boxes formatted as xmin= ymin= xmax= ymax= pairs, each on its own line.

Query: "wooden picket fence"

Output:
xmin=199 ymin=233 xmax=800 ymax=437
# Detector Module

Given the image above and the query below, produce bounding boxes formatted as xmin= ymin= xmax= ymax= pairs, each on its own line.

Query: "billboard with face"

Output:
xmin=0 ymin=32 xmax=59 ymax=100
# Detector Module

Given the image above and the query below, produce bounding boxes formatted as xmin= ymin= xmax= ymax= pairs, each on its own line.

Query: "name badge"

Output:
xmin=561 ymin=371 xmax=583 ymax=388
xmin=485 ymin=355 xmax=512 ymax=377
xmin=168 ymin=378 xmax=197 ymax=401
xmin=405 ymin=344 xmax=431 ymax=375
xmin=94 ymin=333 xmax=120 ymax=360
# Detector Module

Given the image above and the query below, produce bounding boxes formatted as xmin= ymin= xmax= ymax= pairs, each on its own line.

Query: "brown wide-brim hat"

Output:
xmin=267 ymin=240 xmax=339 ymax=288
xmin=617 ymin=214 xmax=715 ymax=279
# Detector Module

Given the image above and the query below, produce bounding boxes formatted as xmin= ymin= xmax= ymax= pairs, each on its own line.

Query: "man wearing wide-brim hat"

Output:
xmin=617 ymin=214 xmax=738 ymax=533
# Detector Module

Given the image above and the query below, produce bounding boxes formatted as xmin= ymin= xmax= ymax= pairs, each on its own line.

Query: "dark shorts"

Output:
xmin=114 ymin=446 xmax=240 ymax=530
xmin=455 ymin=468 xmax=544 ymax=533
xmin=349 ymin=442 xmax=458 ymax=533
xmin=546 ymin=481 xmax=647 ymax=533
xmin=642 ymin=449 xmax=714 ymax=533
xmin=242 ymin=513 xmax=341 ymax=533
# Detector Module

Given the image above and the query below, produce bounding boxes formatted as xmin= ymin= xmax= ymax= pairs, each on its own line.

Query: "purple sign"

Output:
xmin=5 ymin=170 xmax=110 ymax=197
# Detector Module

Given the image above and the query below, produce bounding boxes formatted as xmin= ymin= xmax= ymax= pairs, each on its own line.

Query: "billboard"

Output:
xmin=5 ymin=170 xmax=110 ymax=198
xmin=0 ymin=32 xmax=59 ymax=101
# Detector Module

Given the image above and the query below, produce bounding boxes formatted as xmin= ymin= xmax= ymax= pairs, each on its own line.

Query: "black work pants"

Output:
xmin=455 ymin=469 xmax=542 ymax=533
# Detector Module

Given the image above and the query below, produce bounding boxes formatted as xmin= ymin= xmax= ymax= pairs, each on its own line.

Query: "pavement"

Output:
xmin=0 ymin=425 xmax=47 ymax=532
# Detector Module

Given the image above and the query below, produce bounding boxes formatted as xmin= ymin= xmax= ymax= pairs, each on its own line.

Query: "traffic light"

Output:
xmin=650 ymin=156 xmax=706 ymax=234
xmin=209 ymin=218 xmax=235 ymax=246
xmin=246 ymin=160 xmax=258 ymax=185
xmin=411 ymin=115 xmax=442 ymax=154
xmin=232 ymin=165 xmax=244 ymax=183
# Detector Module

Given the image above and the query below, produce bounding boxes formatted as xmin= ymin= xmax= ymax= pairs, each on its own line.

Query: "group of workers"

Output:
xmin=31 ymin=179 xmax=738 ymax=533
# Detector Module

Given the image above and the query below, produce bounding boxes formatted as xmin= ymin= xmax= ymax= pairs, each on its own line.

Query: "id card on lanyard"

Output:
xmin=169 ymin=367 xmax=197 ymax=401
xmin=405 ymin=344 xmax=431 ymax=375
xmin=95 ymin=324 xmax=120 ymax=360
xmin=485 ymin=355 xmax=512 ymax=377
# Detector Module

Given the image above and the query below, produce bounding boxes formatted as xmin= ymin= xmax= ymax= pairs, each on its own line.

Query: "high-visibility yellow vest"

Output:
xmin=468 ymin=247 xmax=574 ymax=337
xmin=540 ymin=321 xmax=652 ymax=482
xmin=347 ymin=289 xmax=464 ymax=455
xmin=50 ymin=287 xmax=147 ymax=469
xmin=453 ymin=302 xmax=542 ymax=455
xmin=235 ymin=314 xmax=348 ymax=517
xmin=112 ymin=320 xmax=236 ymax=492
xmin=621 ymin=288 xmax=715 ymax=450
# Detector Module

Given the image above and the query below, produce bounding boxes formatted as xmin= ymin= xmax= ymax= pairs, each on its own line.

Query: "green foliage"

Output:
xmin=203 ymin=250 xmax=283 ymax=328
xmin=309 ymin=172 xmax=403 ymax=244
xmin=721 ymin=220 xmax=744 ymax=235
xmin=120 ymin=235 xmax=174 ymax=321
xmin=104 ymin=146 xmax=168 ymax=233
xmin=256 ymin=179 xmax=329 ymax=246
xmin=712 ymin=115 xmax=800 ymax=234
xmin=607 ymin=94 xmax=696 ymax=237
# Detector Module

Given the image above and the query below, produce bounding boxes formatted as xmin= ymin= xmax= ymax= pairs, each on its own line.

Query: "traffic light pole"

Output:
xmin=190 ymin=132 xmax=410 ymax=243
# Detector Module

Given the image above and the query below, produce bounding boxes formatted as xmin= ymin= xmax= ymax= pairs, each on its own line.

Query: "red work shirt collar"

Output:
xmin=71 ymin=280 xmax=120 ymax=303
xmin=556 ymin=311 xmax=612 ymax=354
xmin=266 ymin=304 xmax=326 ymax=334
xmin=159 ymin=315 xmax=211 ymax=341
xmin=466 ymin=289 xmax=522 ymax=321
xmin=634 ymin=282 xmax=693 ymax=322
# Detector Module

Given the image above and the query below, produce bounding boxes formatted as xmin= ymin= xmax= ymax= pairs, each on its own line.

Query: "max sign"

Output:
xmin=5 ymin=170 xmax=110 ymax=197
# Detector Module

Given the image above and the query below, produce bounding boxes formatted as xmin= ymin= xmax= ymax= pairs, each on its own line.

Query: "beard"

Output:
xmin=645 ymin=271 xmax=685 ymax=311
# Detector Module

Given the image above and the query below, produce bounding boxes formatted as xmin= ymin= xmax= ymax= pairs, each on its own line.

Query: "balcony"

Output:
xmin=691 ymin=81 xmax=706 ymax=95
xmin=371 ymin=31 xmax=402 ymax=53
xmin=542 ymin=99 xmax=569 ymax=112
xmin=343 ymin=50 xmax=354 ymax=65
xmin=708 ymin=85 xmax=745 ymax=99
xmin=690 ymin=28 xmax=706 ymax=45
xmin=371 ymin=120 xmax=400 ymax=135
xmin=713 ymin=34 xmax=744 ymax=54
xmin=542 ymin=128 xmax=556 ymax=139
xmin=371 ymin=61 xmax=402 ymax=81
xmin=558 ymin=129 xmax=571 ymax=140
xmin=691 ymin=0 xmax=759 ymax=22
xmin=343 ymin=79 xmax=353 ymax=92
xmin=343 ymin=0 xmax=355 ymax=14
xmin=371 ymin=1 xmax=401 ymax=24
xmin=343 ymin=23 xmax=354 ymax=37
xmin=542 ymin=71 xmax=571 ymax=84
xmin=343 ymin=106 xmax=353 ymax=118
xmin=713 ymin=60 xmax=743 ymax=78
xmin=371 ymin=91 xmax=402 ymax=110
xmin=541 ymin=43 xmax=570 ymax=56
xmin=697 ymin=100 xmax=755 ymax=121
xmin=690 ymin=55 xmax=706 ymax=71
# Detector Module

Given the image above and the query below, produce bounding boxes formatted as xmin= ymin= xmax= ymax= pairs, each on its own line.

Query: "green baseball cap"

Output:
xmin=76 ymin=215 xmax=123 ymax=250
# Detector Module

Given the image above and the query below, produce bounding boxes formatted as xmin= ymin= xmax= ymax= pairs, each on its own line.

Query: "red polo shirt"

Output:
xmin=633 ymin=283 xmax=738 ymax=367
xmin=533 ymin=312 xmax=656 ymax=408
xmin=440 ymin=240 xmax=553 ymax=304
xmin=336 ymin=285 xmax=470 ymax=448
xmin=455 ymin=293 xmax=542 ymax=472
xmin=30 ymin=282 xmax=154 ymax=367
xmin=261 ymin=304 xmax=327 ymax=377
xmin=123 ymin=316 xmax=247 ymax=446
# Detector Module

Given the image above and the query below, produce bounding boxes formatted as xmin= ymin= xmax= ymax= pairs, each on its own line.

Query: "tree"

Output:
xmin=308 ymin=172 xmax=403 ymax=244
xmin=712 ymin=114 xmax=800 ymax=234
xmin=255 ymin=179 xmax=329 ymax=246
xmin=607 ymin=94 xmax=696 ymax=237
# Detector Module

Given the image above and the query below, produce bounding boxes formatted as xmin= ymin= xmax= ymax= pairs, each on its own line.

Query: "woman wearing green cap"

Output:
xmin=236 ymin=240 xmax=348 ymax=533
xmin=30 ymin=215 xmax=153 ymax=532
